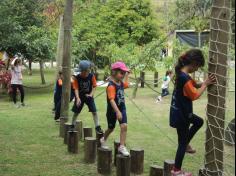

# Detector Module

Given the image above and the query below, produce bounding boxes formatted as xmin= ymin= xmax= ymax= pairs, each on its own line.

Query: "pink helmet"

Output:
xmin=111 ymin=61 xmax=130 ymax=72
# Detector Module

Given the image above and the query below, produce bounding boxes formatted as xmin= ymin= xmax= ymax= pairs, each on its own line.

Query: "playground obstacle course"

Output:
xmin=97 ymin=148 xmax=112 ymax=175
xmin=75 ymin=120 xmax=83 ymax=141
xmin=84 ymin=137 xmax=97 ymax=163
xmin=83 ymin=127 xmax=93 ymax=140
xmin=116 ymin=154 xmax=131 ymax=176
xmin=150 ymin=165 xmax=164 ymax=176
xmin=63 ymin=122 xmax=72 ymax=144
xmin=130 ymin=148 xmax=144 ymax=174
xmin=67 ymin=130 xmax=78 ymax=154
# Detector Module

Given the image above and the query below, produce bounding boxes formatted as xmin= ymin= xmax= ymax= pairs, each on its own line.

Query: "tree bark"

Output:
xmin=60 ymin=0 xmax=73 ymax=119
xmin=56 ymin=15 xmax=64 ymax=73
xmin=39 ymin=60 xmax=46 ymax=85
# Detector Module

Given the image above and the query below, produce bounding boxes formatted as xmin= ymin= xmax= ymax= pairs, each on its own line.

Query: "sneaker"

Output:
xmin=118 ymin=145 xmax=130 ymax=157
xmin=186 ymin=145 xmax=196 ymax=154
xmin=156 ymin=96 xmax=162 ymax=103
xmin=171 ymin=170 xmax=192 ymax=176
xmin=95 ymin=126 xmax=104 ymax=134
xmin=100 ymin=137 xmax=109 ymax=150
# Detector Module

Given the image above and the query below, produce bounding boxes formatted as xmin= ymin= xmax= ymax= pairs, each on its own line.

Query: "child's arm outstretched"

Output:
xmin=184 ymin=74 xmax=216 ymax=101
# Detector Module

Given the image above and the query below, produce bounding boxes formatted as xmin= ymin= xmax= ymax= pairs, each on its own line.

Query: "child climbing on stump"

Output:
xmin=170 ymin=49 xmax=216 ymax=176
xmin=71 ymin=60 xmax=103 ymax=134
xmin=100 ymin=61 xmax=130 ymax=157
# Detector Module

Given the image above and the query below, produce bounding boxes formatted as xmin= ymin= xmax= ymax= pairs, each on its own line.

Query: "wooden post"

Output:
xmin=150 ymin=165 xmax=164 ymax=176
xmin=83 ymin=127 xmax=93 ymax=140
xmin=114 ymin=140 xmax=120 ymax=166
xmin=75 ymin=120 xmax=83 ymax=141
xmin=96 ymin=132 xmax=104 ymax=148
xmin=56 ymin=15 xmax=64 ymax=73
xmin=130 ymin=149 xmax=144 ymax=174
xmin=59 ymin=117 xmax=68 ymax=138
xmin=84 ymin=137 xmax=97 ymax=163
xmin=64 ymin=122 xmax=72 ymax=144
xmin=140 ymin=71 xmax=145 ymax=88
xmin=164 ymin=160 xmax=174 ymax=176
xmin=60 ymin=0 xmax=73 ymax=120
xmin=67 ymin=131 xmax=78 ymax=154
xmin=154 ymin=72 xmax=159 ymax=88
xmin=202 ymin=0 xmax=231 ymax=175
xmin=97 ymin=148 xmax=112 ymax=175
xmin=116 ymin=154 xmax=131 ymax=176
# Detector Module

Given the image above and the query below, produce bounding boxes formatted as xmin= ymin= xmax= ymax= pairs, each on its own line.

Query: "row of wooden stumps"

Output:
xmin=59 ymin=117 xmax=174 ymax=176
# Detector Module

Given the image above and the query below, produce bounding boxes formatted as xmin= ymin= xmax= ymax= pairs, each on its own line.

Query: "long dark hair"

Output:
xmin=174 ymin=49 xmax=205 ymax=86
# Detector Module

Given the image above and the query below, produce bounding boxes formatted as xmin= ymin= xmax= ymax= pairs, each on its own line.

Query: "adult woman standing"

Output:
xmin=11 ymin=57 xmax=25 ymax=108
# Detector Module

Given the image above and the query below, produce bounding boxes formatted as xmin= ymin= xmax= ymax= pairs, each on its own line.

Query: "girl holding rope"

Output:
xmin=170 ymin=49 xmax=216 ymax=176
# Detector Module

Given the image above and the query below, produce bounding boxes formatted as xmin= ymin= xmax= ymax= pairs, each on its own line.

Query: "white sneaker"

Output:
xmin=100 ymin=137 xmax=109 ymax=149
xmin=118 ymin=145 xmax=130 ymax=157
xmin=13 ymin=103 xmax=20 ymax=108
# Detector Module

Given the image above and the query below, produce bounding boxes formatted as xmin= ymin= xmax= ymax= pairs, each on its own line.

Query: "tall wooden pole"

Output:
xmin=200 ymin=0 xmax=231 ymax=175
xmin=60 ymin=0 xmax=73 ymax=119
xmin=56 ymin=15 xmax=64 ymax=73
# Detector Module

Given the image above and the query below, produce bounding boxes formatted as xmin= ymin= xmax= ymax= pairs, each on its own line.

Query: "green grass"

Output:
xmin=0 ymin=69 xmax=235 ymax=176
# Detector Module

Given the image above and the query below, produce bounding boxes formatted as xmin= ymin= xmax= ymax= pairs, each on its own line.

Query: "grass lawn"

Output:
xmin=0 ymin=69 xmax=235 ymax=176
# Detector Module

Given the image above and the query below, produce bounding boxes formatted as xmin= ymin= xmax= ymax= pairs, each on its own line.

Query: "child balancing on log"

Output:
xmin=170 ymin=49 xmax=216 ymax=176
xmin=71 ymin=60 xmax=103 ymax=134
xmin=100 ymin=61 xmax=130 ymax=157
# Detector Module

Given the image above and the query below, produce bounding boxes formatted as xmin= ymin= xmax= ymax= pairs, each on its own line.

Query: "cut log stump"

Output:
xmin=164 ymin=160 xmax=174 ymax=176
xmin=150 ymin=165 xmax=164 ymax=176
xmin=114 ymin=140 xmax=120 ymax=166
xmin=59 ymin=117 xmax=68 ymax=138
xmin=130 ymin=148 xmax=144 ymax=174
xmin=97 ymin=148 xmax=112 ymax=175
xmin=64 ymin=122 xmax=72 ymax=144
xmin=83 ymin=127 xmax=93 ymax=140
xmin=84 ymin=137 xmax=97 ymax=163
xmin=96 ymin=132 xmax=104 ymax=148
xmin=75 ymin=120 xmax=83 ymax=141
xmin=67 ymin=131 xmax=78 ymax=154
xmin=116 ymin=154 xmax=131 ymax=176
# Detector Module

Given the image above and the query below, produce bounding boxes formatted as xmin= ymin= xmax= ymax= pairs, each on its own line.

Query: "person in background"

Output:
xmin=71 ymin=60 xmax=103 ymax=134
xmin=54 ymin=71 xmax=75 ymax=122
xmin=157 ymin=70 xmax=173 ymax=102
xmin=100 ymin=61 xmax=130 ymax=157
xmin=10 ymin=57 xmax=25 ymax=108
xmin=170 ymin=49 xmax=216 ymax=176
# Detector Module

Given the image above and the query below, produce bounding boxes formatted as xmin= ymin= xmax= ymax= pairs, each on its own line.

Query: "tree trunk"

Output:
xmin=56 ymin=15 xmax=64 ymax=74
xmin=39 ymin=60 xmax=46 ymax=85
xmin=60 ymin=0 xmax=73 ymax=119
xmin=29 ymin=59 xmax=32 ymax=76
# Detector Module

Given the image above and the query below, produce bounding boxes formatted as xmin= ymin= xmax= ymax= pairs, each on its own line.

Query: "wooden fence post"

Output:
xmin=154 ymin=72 xmax=159 ymax=88
xmin=130 ymin=149 xmax=144 ymax=174
xmin=67 ymin=130 xmax=78 ymax=154
xmin=64 ymin=122 xmax=72 ymax=144
xmin=116 ymin=154 xmax=131 ymax=176
xmin=75 ymin=120 xmax=83 ymax=141
xmin=164 ymin=160 xmax=174 ymax=176
xmin=97 ymin=148 xmax=112 ymax=175
xmin=59 ymin=117 xmax=68 ymax=138
xmin=140 ymin=71 xmax=145 ymax=88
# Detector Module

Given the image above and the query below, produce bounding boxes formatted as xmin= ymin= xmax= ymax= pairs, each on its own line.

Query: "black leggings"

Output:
xmin=175 ymin=114 xmax=204 ymax=169
xmin=11 ymin=84 xmax=25 ymax=104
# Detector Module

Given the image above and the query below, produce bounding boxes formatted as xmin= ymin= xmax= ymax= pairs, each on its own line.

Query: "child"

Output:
xmin=170 ymin=49 xmax=216 ymax=176
xmin=157 ymin=70 xmax=173 ymax=102
xmin=100 ymin=61 xmax=130 ymax=156
xmin=71 ymin=60 xmax=103 ymax=134
xmin=10 ymin=57 xmax=25 ymax=108
xmin=54 ymin=71 xmax=75 ymax=122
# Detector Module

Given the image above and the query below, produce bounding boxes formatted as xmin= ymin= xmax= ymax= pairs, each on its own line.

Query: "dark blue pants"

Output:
xmin=161 ymin=88 xmax=169 ymax=97
xmin=175 ymin=114 xmax=204 ymax=169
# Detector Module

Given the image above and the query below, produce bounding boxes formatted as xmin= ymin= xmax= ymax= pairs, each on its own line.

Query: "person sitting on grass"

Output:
xmin=10 ymin=57 xmax=25 ymax=108
xmin=71 ymin=60 xmax=103 ymax=134
xmin=53 ymin=71 xmax=75 ymax=122
xmin=170 ymin=49 xmax=216 ymax=176
xmin=100 ymin=61 xmax=130 ymax=157
xmin=157 ymin=70 xmax=173 ymax=102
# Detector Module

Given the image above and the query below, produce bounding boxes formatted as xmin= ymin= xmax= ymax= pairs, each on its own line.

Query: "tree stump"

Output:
xmin=83 ymin=127 xmax=93 ymax=140
xmin=97 ymin=148 xmax=112 ymax=175
xmin=114 ymin=140 xmax=120 ymax=166
xmin=150 ymin=165 xmax=164 ymax=176
xmin=164 ymin=160 xmax=174 ymax=176
xmin=67 ymin=131 xmax=78 ymax=154
xmin=96 ymin=132 xmax=104 ymax=148
xmin=84 ymin=137 xmax=97 ymax=163
xmin=75 ymin=120 xmax=83 ymax=141
xmin=116 ymin=154 xmax=131 ymax=176
xmin=130 ymin=148 xmax=144 ymax=174
xmin=59 ymin=117 xmax=68 ymax=138
xmin=64 ymin=122 xmax=72 ymax=144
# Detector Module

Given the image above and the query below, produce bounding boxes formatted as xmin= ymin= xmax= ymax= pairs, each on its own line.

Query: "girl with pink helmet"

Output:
xmin=100 ymin=61 xmax=130 ymax=156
